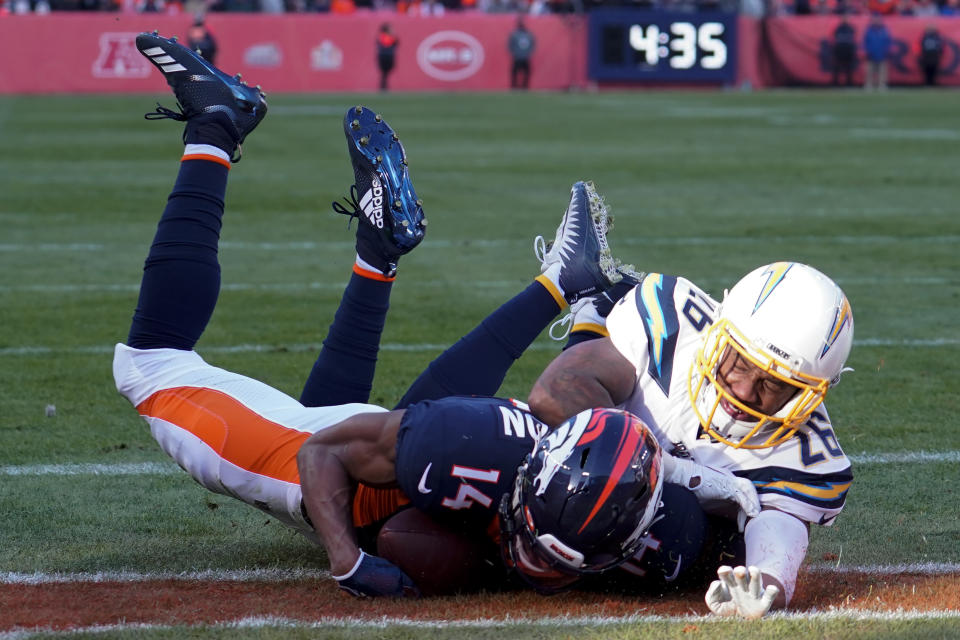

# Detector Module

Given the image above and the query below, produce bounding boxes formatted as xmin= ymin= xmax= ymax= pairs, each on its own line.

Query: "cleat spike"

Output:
xmin=354 ymin=105 xmax=363 ymax=114
xmin=421 ymin=218 xmax=428 ymax=226
xmin=152 ymin=29 xmax=159 ymax=35
xmin=170 ymin=36 xmax=177 ymax=43
xmin=415 ymin=199 xmax=422 ymax=207
xmin=351 ymin=119 xmax=361 ymax=130
xmin=393 ymin=199 xmax=401 ymax=209
xmin=391 ymin=134 xmax=399 ymax=141
xmin=256 ymin=84 xmax=262 ymax=90
xmin=401 ymin=220 xmax=409 ymax=227
xmin=235 ymin=73 xmax=242 ymax=81
xmin=374 ymin=114 xmax=382 ymax=122
xmin=360 ymin=136 xmax=370 ymax=146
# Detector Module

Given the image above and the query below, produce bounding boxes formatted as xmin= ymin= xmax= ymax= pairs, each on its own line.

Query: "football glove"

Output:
xmin=705 ymin=565 xmax=779 ymax=619
xmin=661 ymin=454 xmax=760 ymax=531
xmin=333 ymin=550 xmax=421 ymax=598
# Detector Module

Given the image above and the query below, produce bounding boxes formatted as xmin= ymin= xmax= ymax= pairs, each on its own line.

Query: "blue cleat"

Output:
xmin=535 ymin=181 xmax=623 ymax=305
xmin=333 ymin=106 xmax=426 ymax=277
xmin=136 ymin=31 xmax=267 ymax=161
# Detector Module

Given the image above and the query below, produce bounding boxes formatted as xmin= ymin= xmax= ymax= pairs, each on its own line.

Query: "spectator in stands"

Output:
xmin=918 ymin=24 xmax=944 ymax=85
xmin=376 ymin=23 xmax=398 ymax=92
xmin=508 ymin=16 xmax=536 ymax=89
xmin=863 ymin=14 xmax=892 ymax=90
xmin=832 ymin=17 xmax=857 ymax=85
xmin=187 ymin=19 xmax=218 ymax=65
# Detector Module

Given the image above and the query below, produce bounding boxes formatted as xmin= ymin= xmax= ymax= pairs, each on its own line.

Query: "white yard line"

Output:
xmin=1 ymin=235 xmax=958 ymax=253
xmin=2 ymin=563 xmax=958 ymax=586
xmin=1 ymin=608 xmax=958 ymax=639
xmin=3 ymin=452 xmax=959 ymax=479
xmin=0 ymin=568 xmax=330 ymax=584
xmin=0 ymin=275 xmax=953 ymax=295
xmin=1 ymin=337 xmax=958 ymax=358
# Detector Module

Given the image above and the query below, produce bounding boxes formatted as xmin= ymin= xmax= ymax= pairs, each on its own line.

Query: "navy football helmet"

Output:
xmin=499 ymin=407 xmax=663 ymax=593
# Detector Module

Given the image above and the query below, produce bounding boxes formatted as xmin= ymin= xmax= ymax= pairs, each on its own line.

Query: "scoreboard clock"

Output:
xmin=588 ymin=10 xmax=738 ymax=83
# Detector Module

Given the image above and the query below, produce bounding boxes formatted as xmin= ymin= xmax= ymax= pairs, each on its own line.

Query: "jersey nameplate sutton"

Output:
xmin=605 ymin=273 xmax=853 ymax=526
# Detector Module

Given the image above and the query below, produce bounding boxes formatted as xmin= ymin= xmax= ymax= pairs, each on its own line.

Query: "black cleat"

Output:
xmin=136 ymin=31 xmax=267 ymax=161
xmin=332 ymin=106 xmax=426 ymax=276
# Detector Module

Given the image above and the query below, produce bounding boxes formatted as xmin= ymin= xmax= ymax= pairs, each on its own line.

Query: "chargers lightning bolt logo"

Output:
xmin=637 ymin=274 xmax=679 ymax=395
xmin=822 ymin=295 xmax=852 ymax=358
xmin=753 ymin=262 xmax=793 ymax=314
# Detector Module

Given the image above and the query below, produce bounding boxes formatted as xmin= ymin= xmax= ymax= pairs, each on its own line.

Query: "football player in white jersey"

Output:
xmin=529 ymin=262 xmax=855 ymax=617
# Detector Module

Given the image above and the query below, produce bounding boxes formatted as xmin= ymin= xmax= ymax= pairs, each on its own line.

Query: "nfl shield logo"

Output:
xmin=92 ymin=33 xmax=153 ymax=79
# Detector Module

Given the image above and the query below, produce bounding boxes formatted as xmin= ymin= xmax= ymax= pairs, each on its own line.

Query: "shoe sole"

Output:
xmin=577 ymin=181 xmax=621 ymax=287
xmin=344 ymin=106 xmax=425 ymax=254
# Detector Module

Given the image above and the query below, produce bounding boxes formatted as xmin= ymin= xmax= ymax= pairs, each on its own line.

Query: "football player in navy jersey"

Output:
xmin=117 ymin=33 xmax=765 ymax=605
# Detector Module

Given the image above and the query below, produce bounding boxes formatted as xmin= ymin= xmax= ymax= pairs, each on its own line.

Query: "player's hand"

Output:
xmin=334 ymin=550 xmax=422 ymax=598
xmin=705 ymin=565 xmax=779 ymax=620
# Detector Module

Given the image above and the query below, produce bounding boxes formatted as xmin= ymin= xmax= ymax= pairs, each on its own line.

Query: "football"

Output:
xmin=376 ymin=508 xmax=495 ymax=596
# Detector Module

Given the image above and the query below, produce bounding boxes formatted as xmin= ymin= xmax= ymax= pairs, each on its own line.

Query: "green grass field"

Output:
xmin=1 ymin=89 xmax=959 ymax=638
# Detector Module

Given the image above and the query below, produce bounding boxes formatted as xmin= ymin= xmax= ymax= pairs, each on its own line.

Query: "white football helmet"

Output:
xmin=688 ymin=262 xmax=854 ymax=449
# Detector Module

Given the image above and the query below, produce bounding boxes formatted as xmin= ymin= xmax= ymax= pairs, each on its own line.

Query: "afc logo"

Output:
xmin=92 ymin=33 xmax=153 ymax=79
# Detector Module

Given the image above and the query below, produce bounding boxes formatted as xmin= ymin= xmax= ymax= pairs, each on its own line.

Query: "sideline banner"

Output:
xmin=0 ymin=13 xmax=586 ymax=93
xmin=764 ymin=16 xmax=960 ymax=86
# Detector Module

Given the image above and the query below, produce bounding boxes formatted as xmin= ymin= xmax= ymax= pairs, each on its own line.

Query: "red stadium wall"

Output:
xmin=0 ymin=13 xmax=587 ymax=93
xmin=760 ymin=15 xmax=960 ymax=86
xmin=0 ymin=12 xmax=955 ymax=92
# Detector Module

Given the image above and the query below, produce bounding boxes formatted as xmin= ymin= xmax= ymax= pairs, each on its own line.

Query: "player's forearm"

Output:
xmin=528 ymin=339 xmax=636 ymax=426
xmin=528 ymin=371 xmax=615 ymax=427
xmin=744 ymin=509 xmax=809 ymax=607
xmin=297 ymin=440 xmax=360 ymax=576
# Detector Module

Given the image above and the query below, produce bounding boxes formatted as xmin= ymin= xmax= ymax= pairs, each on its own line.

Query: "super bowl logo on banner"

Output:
xmin=92 ymin=33 xmax=153 ymax=79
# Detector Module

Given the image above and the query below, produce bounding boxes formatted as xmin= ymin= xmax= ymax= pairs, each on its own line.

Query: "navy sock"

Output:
xmin=127 ymin=159 xmax=228 ymax=350
xmin=395 ymin=282 xmax=562 ymax=408
xmin=300 ymin=272 xmax=393 ymax=407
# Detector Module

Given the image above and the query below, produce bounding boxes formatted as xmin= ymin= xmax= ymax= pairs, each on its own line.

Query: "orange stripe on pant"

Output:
xmin=137 ymin=386 xmax=308 ymax=484
xmin=137 ymin=386 xmax=410 ymax=528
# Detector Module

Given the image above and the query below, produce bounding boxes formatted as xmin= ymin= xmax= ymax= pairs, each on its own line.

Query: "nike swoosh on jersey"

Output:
xmin=417 ymin=463 xmax=432 ymax=494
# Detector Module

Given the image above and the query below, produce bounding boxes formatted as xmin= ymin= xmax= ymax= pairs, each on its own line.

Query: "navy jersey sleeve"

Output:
xmin=395 ymin=396 xmax=546 ymax=528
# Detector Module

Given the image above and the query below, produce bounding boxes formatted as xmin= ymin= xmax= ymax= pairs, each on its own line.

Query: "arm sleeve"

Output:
xmin=744 ymin=509 xmax=808 ymax=605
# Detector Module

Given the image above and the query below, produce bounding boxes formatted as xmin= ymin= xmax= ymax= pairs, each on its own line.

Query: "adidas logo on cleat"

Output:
xmin=141 ymin=46 xmax=187 ymax=73
xmin=359 ymin=175 xmax=384 ymax=229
